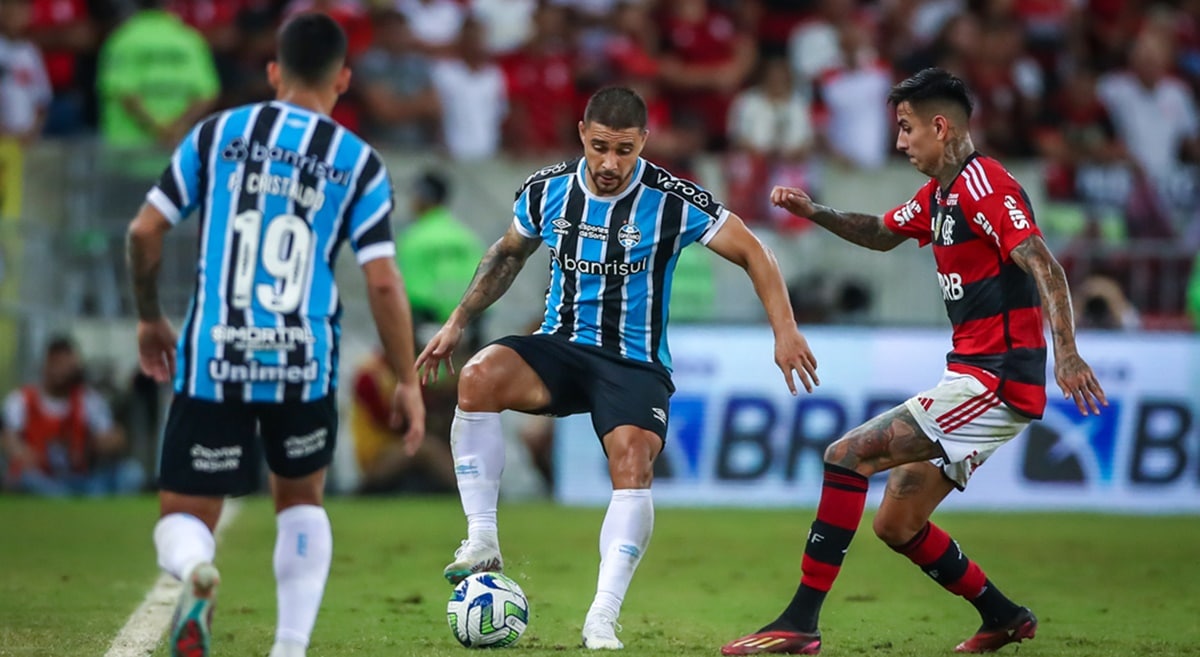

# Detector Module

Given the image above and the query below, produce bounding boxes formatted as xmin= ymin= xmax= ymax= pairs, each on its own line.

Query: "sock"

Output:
xmin=775 ymin=463 xmax=869 ymax=633
xmin=274 ymin=505 xmax=333 ymax=647
xmin=892 ymin=522 xmax=1021 ymax=627
xmin=153 ymin=513 xmax=215 ymax=581
xmin=451 ymin=408 xmax=504 ymax=544
xmin=588 ymin=488 xmax=654 ymax=621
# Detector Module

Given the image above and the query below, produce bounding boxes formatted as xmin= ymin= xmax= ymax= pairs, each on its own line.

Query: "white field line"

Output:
xmin=104 ymin=499 xmax=243 ymax=657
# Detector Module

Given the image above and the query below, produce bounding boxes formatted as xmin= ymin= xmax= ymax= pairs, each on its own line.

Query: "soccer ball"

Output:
xmin=446 ymin=572 xmax=530 ymax=648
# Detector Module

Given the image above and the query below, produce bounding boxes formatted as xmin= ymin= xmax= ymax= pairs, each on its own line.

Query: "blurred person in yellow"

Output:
xmin=97 ymin=0 xmax=219 ymax=161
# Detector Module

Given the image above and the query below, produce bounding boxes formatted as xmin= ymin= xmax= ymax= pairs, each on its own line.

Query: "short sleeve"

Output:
xmin=512 ymin=181 xmax=543 ymax=240
xmin=971 ymin=177 xmax=1042 ymax=257
xmin=883 ymin=182 xmax=935 ymax=247
xmin=147 ymin=120 xmax=207 ymax=224
xmin=347 ymin=151 xmax=396 ymax=265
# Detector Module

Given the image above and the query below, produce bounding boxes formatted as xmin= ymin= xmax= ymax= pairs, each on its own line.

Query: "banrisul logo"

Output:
xmin=1022 ymin=400 xmax=1120 ymax=484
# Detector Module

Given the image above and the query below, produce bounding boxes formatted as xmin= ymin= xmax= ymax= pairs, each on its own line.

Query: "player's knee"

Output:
xmin=605 ymin=432 xmax=658 ymax=487
xmin=823 ymin=435 xmax=864 ymax=469
xmin=456 ymin=360 xmax=502 ymax=412
xmin=872 ymin=511 xmax=922 ymax=547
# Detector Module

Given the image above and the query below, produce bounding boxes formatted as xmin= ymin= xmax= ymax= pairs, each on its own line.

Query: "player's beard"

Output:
xmin=589 ymin=165 xmax=626 ymax=195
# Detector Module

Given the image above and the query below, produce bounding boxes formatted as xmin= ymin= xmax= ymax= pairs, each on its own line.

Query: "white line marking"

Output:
xmin=104 ymin=499 xmax=243 ymax=657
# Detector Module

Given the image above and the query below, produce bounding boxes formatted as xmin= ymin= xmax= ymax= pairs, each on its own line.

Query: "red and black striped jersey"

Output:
xmin=883 ymin=153 xmax=1047 ymax=418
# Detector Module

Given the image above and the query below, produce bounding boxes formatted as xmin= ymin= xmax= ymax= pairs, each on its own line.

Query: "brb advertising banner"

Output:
xmin=554 ymin=327 xmax=1200 ymax=513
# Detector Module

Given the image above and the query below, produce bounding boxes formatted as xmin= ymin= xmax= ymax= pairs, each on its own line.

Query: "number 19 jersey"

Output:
xmin=147 ymin=100 xmax=396 ymax=403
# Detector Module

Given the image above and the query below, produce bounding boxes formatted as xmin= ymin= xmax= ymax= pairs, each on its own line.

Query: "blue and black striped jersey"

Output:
xmin=147 ymin=100 xmax=395 ymax=403
xmin=513 ymin=157 xmax=728 ymax=371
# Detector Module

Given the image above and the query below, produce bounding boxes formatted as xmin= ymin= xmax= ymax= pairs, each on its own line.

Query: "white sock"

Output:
xmin=588 ymin=489 xmax=654 ymax=621
xmin=274 ymin=505 xmax=332 ymax=648
xmin=451 ymin=407 xmax=504 ymax=544
xmin=153 ymin=513 xmax=215 ymax=581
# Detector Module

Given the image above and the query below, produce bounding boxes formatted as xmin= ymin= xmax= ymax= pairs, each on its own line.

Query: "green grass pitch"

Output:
xmin=1 ymin=495 xmax=1198 ymax=656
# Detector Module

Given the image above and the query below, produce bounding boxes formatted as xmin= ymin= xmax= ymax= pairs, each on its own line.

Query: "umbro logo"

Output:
xmin=651 ymin=407 xmax=667 ymax=424
xmin=552 ymin=218 xmax=570 ymax=229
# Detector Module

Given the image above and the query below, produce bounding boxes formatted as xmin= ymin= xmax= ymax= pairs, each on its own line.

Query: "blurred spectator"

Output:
xmin=786 ymin=0 xmax=866 ymax=99
xmin=581 ymin=0 xmax=660 ymax=91
xmin=725 ymin=56 xmax=816 ymax=228
xmin=668 ymin=241 xmax=717 ymax=322
xmin=898 ymin=11 xmax=980 ymax=77
xmin=26 ymin=0 xmax=95 ymax=136
xmin=500 ymin=1 xmax=579 ymax=157
xmin=472 ymin=0 xmax=536 ymax=55
xmin=395 ymin=0 xmax=464 ymax=55
xmin=1035 ymin=65 xmax=1127 ymax=203
xmin=356 ymin=9 xmax=440 ymax=151
xmin=0 ymin=0 xmax=50 ymax=221
xmin=1 ymin=336 xmax=145 ymax=496
xmin=813 ymin=22 xmax=893 ymax=170
xmin=431 ymin=15 xmax=507 ymax=161
xmin=968 ymin=19 xmax=1044 ymax=157
xmin=1097 ymin=30 xmax=1200 ymax=236
xmin=96 ymin=0 xmax=219 ymax=151
xmin=350 ymin=349 xmax=456 ymax=494
xmin=396 ymin=169 xmax=485 ymax=335
xmin=1076 ymin=274 xmax=1141 ymax=330
xmin=167 ymin=0 xmax=250 ymax=105
xmin=0 ymin=0 xmax=50 ymax=146
xmin=657 ymin=0 xmax=757 ymax=150
xmin=215 ymin=4 xmax=277 ymax=107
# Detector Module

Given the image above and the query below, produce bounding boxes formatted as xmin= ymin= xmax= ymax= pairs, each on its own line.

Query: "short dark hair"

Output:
xmin=46 ymin=335 xmax=76 ymax=357
xmin=414 ymin=171 xmax=449 ymax=205
xmin=583 ymin=87 xmax=647 ymax=131
xmin=277 ymin=13 xmax=347 ymax=85
xmin=888 ymin=68 xmax=974 ymax=119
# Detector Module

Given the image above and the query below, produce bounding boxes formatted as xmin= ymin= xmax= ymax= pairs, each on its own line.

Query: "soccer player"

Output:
xmin=416 ymin=86 xmax=820 ymax=650
xmin=720 ymin=68 xmax=1107 ymax=656
xmin=125 ymin=14 xmax=425 ymax=657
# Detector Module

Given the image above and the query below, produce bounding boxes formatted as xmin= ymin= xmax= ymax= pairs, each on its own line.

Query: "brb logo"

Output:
xmin=937 ymin=272 xmax=964 ymax=301
xmin=1022 ymin=398 xmax=1198 ymax=485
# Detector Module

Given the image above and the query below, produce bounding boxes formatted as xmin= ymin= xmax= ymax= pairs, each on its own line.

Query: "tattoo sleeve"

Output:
xmin=127 ymin=225 xmax=164 ymax=321
xmin=807 ymin=204 xmax=907 ymax=251
xmin=455 ymin=226 xmax=541 ymax=323
xmin=1011 ymin=235 xmax=1077 ymax=356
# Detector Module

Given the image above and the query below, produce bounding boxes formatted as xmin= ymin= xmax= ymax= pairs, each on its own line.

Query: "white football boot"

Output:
xmin=443 ymin=538 xmax=503 ymax=585
xmin=582 ymin=613 xmax=624 ymax=650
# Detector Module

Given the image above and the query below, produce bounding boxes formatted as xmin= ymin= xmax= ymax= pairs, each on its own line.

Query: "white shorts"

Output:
xmin=903 ymin=370 xmax=1030 ymax=488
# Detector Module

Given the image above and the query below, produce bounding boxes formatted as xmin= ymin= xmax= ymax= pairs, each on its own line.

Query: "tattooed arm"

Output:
xmin=770 ymin=186 xmax=907 ymax=251
xmin=1010 ymin=235 xmax=1107 ymax=415
xmin=415 ymin=224 xmax=541 ymax=383
xmin=126 ymin=204 xmax=178 ymax=382
xmin=450 ymin=224 xmax=542 ymax=327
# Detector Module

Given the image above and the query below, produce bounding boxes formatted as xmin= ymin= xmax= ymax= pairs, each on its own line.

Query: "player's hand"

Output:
xmin=136 ymin=318 xmax=177 ymax=384
xmin=775 ymin=329 xmax=819 ymax=395
xmin=770 ymin=186 xmax=818 ymax=219
xmin=1055 ymin=352 xmax=1107 ymax=416
xmin=390 ymin=380 xmax=426 ymax=456
xmin=415 ymin=322 xmax=463 ymax=385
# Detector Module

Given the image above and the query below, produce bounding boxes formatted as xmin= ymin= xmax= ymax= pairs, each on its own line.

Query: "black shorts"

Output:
xmin=158 ymin=394 xmax=337 ymax=496
xmin=492 ymin=334 xmax=675 ymax=443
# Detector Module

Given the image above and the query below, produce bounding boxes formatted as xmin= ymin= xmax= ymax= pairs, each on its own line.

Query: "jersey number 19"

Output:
xmin=230 ymin=209 xmax=313 ymax=314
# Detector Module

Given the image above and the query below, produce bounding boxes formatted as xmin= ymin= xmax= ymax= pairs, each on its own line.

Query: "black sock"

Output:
xmin=971 ymin=579 xmax=1023 ymax=628
xmin=761 ymin=585 xmax=825 ymax=634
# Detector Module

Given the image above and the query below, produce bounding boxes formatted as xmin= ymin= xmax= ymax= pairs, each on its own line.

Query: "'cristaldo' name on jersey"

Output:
xmin=228 ymin=170 xmax=325 ymax=211
xmin=549 ymin=247 xmax=647 ymax=276
xmin=208 ymin=358 xmax=319 ymax=383
xmin=210 ymin=325 xmax=316 ymax=351
xmin=222 ymin=137 xmax=352 ymax=185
